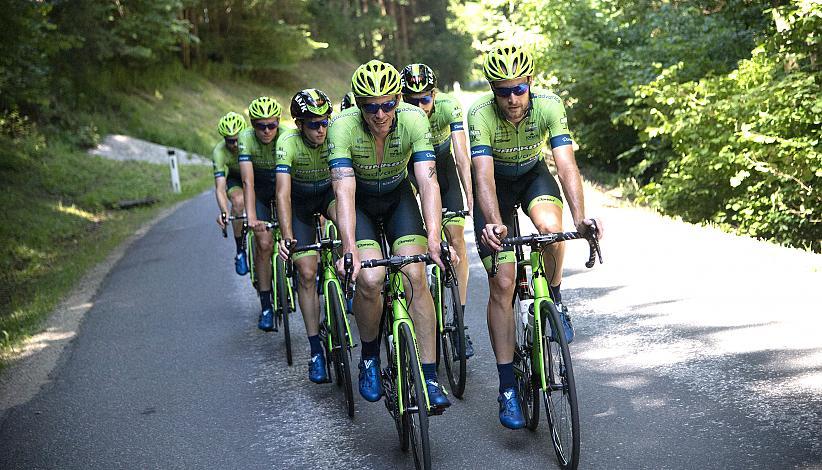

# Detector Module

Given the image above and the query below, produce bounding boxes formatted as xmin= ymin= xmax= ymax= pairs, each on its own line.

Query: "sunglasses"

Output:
xmin=303 ymin=119 xmax=329 ymax=130
xmin=405 ymin=95 xmax=433 ymax=106
xmin=491 ymin=83 xmax=530 ymax=97
xmin=224 ymin=137 xmax=238 ymax=145
xmin=253 ymin=122 xmax=279 ymax=131
xmin=359 ymin=99 xmax=398 ymax=115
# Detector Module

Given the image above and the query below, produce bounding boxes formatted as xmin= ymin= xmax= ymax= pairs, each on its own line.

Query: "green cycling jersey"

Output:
xmin=212 ymin=141 xmax=239 ymax=178
xmin=327 ymin=103 xmax=435 ymax=194
xmin=237 ymin=127 xmax=289 ymax=176
xmin=428 ymin=92 xmax=465 ymax=154
xmin=467 ymin=88 xmax=572 ymax=178
xmin=275 ymin=128 xmax=331 ymax=195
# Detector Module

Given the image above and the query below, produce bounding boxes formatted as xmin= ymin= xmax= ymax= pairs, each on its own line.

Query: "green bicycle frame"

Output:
xmin=388 ymin=269 xmax=431 ymax=416
xmin=527 ymin=249 xmax=554 ymax=392
xmin=320 ymin=244 xmax=354 ymax=351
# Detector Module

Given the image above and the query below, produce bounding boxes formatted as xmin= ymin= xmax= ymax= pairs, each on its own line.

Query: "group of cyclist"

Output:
xmin=211 ymin=44 xmax=602 ymax=430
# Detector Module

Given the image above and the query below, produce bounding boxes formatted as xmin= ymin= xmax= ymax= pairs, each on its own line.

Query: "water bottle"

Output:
xmin=519 ymin=298 xmax=535 ymax=334
xmin=426 ymin=264 xmax=435 ymax=286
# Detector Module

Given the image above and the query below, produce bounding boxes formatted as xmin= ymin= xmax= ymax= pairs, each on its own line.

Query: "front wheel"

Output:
xmin=514 ymin=292 xmax=540 ymax=430
xmin=541 ymin=302 xmax=580 ymax=469
xmin=440 ymin=276 xmax=466 ymax=398
xmin=275 ymin=256 xmax=293 ymax=366
xmin=399 ymin=322 xmax=431 ymax=470
xmin=328 ymin=282 xmax=354 ymax=417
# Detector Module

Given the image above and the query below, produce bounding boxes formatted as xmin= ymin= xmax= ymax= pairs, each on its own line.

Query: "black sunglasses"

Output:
xmin=492 ymin=83 xmax=530 ymax=97
xmin=303 ymin=119 xmax=329 ymax=130
xmin=253 ymin=122 xmax=279 ymax=131
xmin=224 ymin=137 xmax=239 ymax=145
xmin=359 ymin=99 xmax=398 ymax=114
xmin=404 ymin=95 xmax=433 ymax=106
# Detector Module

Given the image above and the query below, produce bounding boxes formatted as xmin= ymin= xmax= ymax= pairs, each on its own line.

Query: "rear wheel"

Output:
xmin=275 ymin=256 xmax=293 ymax=366
xmin=399 ymin=322 xmax=431 ymax=470
xmin=541 ymin=302 xmax=580 ymax=469
xmin=328 ymin=283 xmax=354 ymax=417
xmin=440 ymin=274 xmax=466 ymax=398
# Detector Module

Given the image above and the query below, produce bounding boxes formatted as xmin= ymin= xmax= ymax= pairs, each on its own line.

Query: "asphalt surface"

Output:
xmin=1 ymin=191 xmax=820 ymax=469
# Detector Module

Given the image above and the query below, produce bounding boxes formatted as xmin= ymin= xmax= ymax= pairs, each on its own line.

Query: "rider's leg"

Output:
xmin=528 ymin=201 xmax=564 ymax=292
xmin=294 ymin=255 xmax=320 ymax=337
xmin=444 ymin=223 xmax=469 ymax=304
xmin=484 ymin=260 xmax=516 ymax=365
xmin=394 ymin=241 xmax=437 ymax=365
xmin=228 ymin=187 xmax=245 ymax=245
xmin=353 ymin=245 xmax=386 ymax=348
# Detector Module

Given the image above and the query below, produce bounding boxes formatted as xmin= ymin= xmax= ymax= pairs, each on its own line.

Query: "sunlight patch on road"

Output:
xmin=18 ymin=328 xmax=76 ymax=359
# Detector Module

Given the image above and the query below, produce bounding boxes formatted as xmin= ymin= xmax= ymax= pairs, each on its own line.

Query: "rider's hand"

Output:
xmin=216 ymin=213 xmax=227 ymax=229
xmin=337 ymin=249 xmax=361 ymax=283
xmin=577 ymin=218 xmax=604 ymax=240
xmin=428 ymin=238 xmax=445 ymax=271
xmin=248 ymin=217 xmax=266 ymax=233
xmin=449 ymin=245 xmax=461 ymax=267
xmin=481 ymin=223 xmax=508 ymax=252
xmin=278 ymin=238 xmax=294 ymax=261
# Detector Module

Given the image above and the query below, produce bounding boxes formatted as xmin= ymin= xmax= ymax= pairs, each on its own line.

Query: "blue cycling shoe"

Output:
xmin=257 ymin=308 xmax=274 ymax=332
xmin=309 ymin=353 xmax=328 ymax=384
xmin=556 ymin=303 xmax=575 ymax=344
xmin=464 ymin=332 xmax=475 ymax=359
xmin=235 ymin=251 xmax=249 ymax=276
xmin=425 ymin=379 xmax=451 ymax=409
xmin=498 ymin=387 xmax=526 ymax=429
xmin=358 ymin=358 xmax=383 ymax=402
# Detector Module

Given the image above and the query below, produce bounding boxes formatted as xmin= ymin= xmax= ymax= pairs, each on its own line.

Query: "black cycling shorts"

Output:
xmin=226 ymin=172 xmax=243 ymax=195
xmin=355 ymin=179 xmax=427 ymax=254
xmin=253 ymin=170 xmax=276 ymax=221
xmin=473 ymin=160 xmax=563 ymax=268
xmin=290 ymin=186 xmax=335 ymax=260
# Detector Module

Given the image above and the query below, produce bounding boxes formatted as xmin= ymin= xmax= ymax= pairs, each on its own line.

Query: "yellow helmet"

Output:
xmin=351 ymin=60 xmax=402 ymax=98
xmin=217 ymin=112 xmax=247 ymax=137
xmin=483 ymin=44 xmax=534 ymax=81
xmin=248 ymin=96 xmax=282 ymax=120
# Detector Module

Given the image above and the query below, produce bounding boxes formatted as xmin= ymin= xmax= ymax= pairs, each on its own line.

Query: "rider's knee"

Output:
xmin=297 ymin=264 xmax=317 ymax=286
xmin=489 ymin=271 xmax=515 ymax=299
xmin=357 ymin=269 xmax=383 ymax=300
xmin=230 ymin=194 xmax=245 ymax=213
xmin=256 ymin=236 xmax=274 ymax=253
xmin=536 ymin=220 xmax=562 ymax=234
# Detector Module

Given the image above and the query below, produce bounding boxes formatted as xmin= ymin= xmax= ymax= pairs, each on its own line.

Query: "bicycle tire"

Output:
xmin=247 ymin=231 xmax=257 ymax=290
xmin=541 ymin=301 xmax=580 ymax=469
xmin=514 ymin=291 xmax=540 ymax=430
xmin=399 ymin=322 xmax=432 ymax=470
xmin=328 ymin=282 xmax=354 ymax=417
xmin=275 ymin=256 xmax=293 ymax=366
xmin=440 ymin=276 xmax=466 ymax=398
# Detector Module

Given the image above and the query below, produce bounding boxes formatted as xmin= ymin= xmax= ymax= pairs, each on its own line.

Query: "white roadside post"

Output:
xmin=168 ymin=149 xmax=181 ymax=193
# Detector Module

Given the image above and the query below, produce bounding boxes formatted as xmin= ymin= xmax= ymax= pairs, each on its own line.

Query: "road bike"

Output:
xmin=491 ymin=206 xmax=602 ymax=470
xmin=430 ymin=209 xmax=468 ymax=398
xmin=289 ymin=214 xmax=356 ymax=417
xmin=346 ymin=236 xmax=456 ymax=470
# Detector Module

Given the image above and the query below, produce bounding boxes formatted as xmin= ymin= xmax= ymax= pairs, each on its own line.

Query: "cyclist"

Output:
xmin=276 ymin=88 xmax=337 ymax=384
xmin=469 ymin=44 xmax=603 ymax=429
xmin=340 ymin=91 xmax=355 ymax=111
xmin=239 ymin=96 xmax=286 ymax=332
xmin=328 ymin=60 xmax=451 ymax=410
xmin=213 ymin=111 xmax=250 ymax=275
xmin=400 ymin=63 xmax=475 ymax=358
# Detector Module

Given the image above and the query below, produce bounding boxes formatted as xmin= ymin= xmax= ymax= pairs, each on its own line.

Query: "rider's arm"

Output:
xmin=447 ymin=100 xmax=473 ymax=214
xmin=413 ymin=160 xmax=443 ymax=242
xmin=275 ymin=173 xmax=293 ymax=239
xmin=467 ymin=113 xmax=502 ymax=225
xmin=451 ymin=129 xmax=473 ymax=214
xmin=327 ymin=119 xmax=357 ymax=255
xmin=552 ymin=146 xmax=585 ymax=226
xmin=212 ymin=144 xmax=230 ymax=214
xmin=214 ymin=177 xmax=229 ymax=214
xmin=240 ymin=161 xmax=257 ymax=223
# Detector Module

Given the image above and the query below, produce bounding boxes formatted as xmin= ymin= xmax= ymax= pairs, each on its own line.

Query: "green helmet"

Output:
xmin=217 ymin=112 xmax=247 ymax=137
xmin=248 ymin=96 xmax=282 ymax=120
xmin=483 ymin=44 xmax=534 ymax=82
xmin=351 ymin=60 xmax=402 ymax=98
xmin=401 ymin=64 xmax=436 ymax=94
xmin=340 ymin=92 xmax=356 ymax=111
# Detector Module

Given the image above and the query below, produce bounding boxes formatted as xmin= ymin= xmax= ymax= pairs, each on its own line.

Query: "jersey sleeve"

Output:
xmin=409 ymin=110 xmax=435 ymax=163
xmin=275 ymin=134 xmax=293 ymax=175
xmin=327 ymin=115 xmax=353 ymax=169
xmin=447 ymin=99 xmax=464 ymax=133
xmin=212 ymin=143 xmax=227 ymax=178
xmin=467 ymin=103 xmax=493 ymax=158
xmin=542 ymin=94 xmax=573 ymax=149
xmin=237 ymin=129 xmax=254 ymax=163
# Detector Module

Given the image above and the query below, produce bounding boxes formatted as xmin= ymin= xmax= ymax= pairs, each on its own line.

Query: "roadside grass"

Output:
xmin=1 ymin=60 xmax=353 ymax=365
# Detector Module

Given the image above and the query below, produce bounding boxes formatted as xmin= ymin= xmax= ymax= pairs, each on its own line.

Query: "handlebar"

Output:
xmin=221 ymin=213 xmax=248 ymax=238
xmin=490 ymin=222 xmax=602 ymax=276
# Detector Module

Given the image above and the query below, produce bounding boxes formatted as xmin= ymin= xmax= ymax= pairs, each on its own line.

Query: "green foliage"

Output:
xmin=622 ymin=1 xmax=821 ymax=250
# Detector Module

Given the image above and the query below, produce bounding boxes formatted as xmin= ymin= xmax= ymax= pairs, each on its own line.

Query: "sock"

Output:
xmin=422 ymin=363 xmax=437 ymax=382
xmin=550 ymin=283 xmax=562 ymax=304
xmin=497 ymin=362 xmax=515 ymax=393
xmin=361 ymin=338 xmax=380 ymax=360
xmin=234 ymin=236 xmax=243 ymax=253
xmin=308 ymin=335 xmax=323 ymax=356
xmin=259 ymin=290 xmax=272 ymax=311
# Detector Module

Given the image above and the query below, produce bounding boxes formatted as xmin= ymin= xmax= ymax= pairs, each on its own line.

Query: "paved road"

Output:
xmin=1 ymin=190 xmax=820 ymax=469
